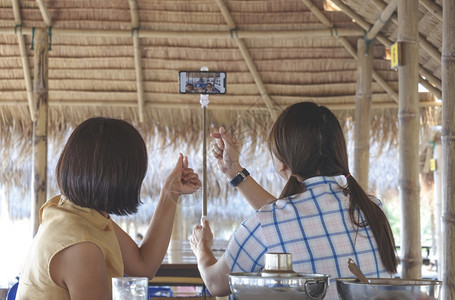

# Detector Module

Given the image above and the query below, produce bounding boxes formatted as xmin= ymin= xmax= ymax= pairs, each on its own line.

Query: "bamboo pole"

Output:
xmin=0 ymin=26 xmax=364 ymax=39
xmin=354 ymin=39 xmax=373 ymax=190
xmin=35 ymin=0 xmax=52 ymax=27
xmin=31 ymin=29 xmax=49 ymax=237
xmin=420 ymin=0 xmax=443 ymax=22
xmin=441 ymin=0 xmax=455 ymax=298
xmin=11 ymin=0 xmax=35 ymax=121
xmin=300 ymin=0 xmax=399 ymax=103
xmin=366 ymin=0 xmax=398 ymax=40
xmin=215 ymin=0 xmax=279 ymax=120
xmin=128 ymin=0 xmax=145 ymax=123
xmin=2 ymin=95 xmax=440 ymax=110
xmin=398 ymin=0 xmax=422 ymax=279
xmin=432 ymin=137 xmax=443 ymax=281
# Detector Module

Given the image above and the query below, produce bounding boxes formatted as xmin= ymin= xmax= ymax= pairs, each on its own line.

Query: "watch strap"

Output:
xmin=229 ymin=169 xmax=250 ymax=187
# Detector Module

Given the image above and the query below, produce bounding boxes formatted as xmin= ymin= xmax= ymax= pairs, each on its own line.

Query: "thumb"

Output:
xmin=201 ymin=216 xmax=210 ymax=228
xmin=173 ymin=153 xmax=184 ymax=172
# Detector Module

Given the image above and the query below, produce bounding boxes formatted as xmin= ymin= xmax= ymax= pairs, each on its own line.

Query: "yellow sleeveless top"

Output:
xmin=17 ymin=195 xmax=124 ymax=299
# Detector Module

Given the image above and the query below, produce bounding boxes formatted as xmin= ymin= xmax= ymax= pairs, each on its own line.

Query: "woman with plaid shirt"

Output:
xmin=190 ymin=102 xmax=398 ymax=299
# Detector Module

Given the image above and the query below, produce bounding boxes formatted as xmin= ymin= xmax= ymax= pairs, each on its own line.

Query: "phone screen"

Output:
xmin=179 ymin=71 xmax=226 ymax=94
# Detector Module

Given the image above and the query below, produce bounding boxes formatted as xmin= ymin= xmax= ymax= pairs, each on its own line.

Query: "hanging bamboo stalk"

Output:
xmin=31 ymin=29 xmax=49 ymax=236
xmin=354 ymin=39 xmax=373 ymax=190
xmin=398 ymin=0 xmax=422 ymax=279
xmin=441 ymin=0 xmax=455 ymax=298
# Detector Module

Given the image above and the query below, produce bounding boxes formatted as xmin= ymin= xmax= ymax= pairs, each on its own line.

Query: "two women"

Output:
xmin=190 ymin=102 xmax=398 ymax=299
xmin=17 ymin=117 xmax=201 ymax=300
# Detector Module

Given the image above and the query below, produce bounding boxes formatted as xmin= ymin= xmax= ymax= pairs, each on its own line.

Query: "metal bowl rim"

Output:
xmin=229 ymin=272 xmax=331 ymax=281
xmin=335 ymin=277 xmax=442 ymax=286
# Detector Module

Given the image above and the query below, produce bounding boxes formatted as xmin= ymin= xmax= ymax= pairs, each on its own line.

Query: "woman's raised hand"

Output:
xmin=190 ymin=218 xmax=214 ymax=253
xmin=210 ymin=127 xmax=243 ymax=179
xmin=164 ymin=153 xmax=201 ymax=197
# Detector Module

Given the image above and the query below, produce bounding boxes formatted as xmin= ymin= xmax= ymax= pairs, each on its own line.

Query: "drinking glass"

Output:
xmin=112 ymin=277 xmax=148 ymax=300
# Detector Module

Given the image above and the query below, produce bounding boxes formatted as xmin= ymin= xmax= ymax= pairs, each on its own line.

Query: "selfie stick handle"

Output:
xmin=200 ymin=66 xmax=209 ymax=218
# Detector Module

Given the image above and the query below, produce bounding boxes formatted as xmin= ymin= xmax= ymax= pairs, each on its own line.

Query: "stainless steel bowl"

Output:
xmin=228 ymin=253 xmax=330 ymax=300
xmin=229 ymin=272 xmax=330 ymax=300
xmin=336 ymin=278 xmax=442 ymax=300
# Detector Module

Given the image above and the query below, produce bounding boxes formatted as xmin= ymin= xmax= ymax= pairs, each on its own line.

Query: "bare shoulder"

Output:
xmin=50 ymin=242 xmax=111 ymax=300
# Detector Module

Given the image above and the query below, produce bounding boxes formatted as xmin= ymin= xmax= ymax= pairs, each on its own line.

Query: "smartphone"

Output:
xmin=179 ymin=71 xmax=226 ymax=94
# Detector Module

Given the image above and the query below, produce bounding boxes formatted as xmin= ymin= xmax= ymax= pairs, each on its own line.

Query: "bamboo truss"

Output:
xmin=300 ymin=0 xmax=399 ymax=103
xmin=215 ymin=0 xmax=279 ymax=120
xmin=331 ymin=0 xmax=443 ymax=99
xmin=398 ymin=0 xmax=422 ymax=279
xmin=31 ymin=29 xmax=49 ymax=236
xmin=11 ymin=0 xmax=35 ymax=121
xmin=441 ymin=0 xmax=455 ymax=298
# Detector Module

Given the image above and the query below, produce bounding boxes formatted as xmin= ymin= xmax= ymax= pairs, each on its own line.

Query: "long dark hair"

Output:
xmin=268 ymin=102 xmax=398 ymax=273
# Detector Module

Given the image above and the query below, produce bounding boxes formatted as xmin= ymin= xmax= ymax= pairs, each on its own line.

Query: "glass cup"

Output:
xmin=112 ymin=277 xmax=148 ymax=300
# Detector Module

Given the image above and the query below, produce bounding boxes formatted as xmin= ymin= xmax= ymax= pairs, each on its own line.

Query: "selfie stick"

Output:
xmin=200 ymin=66 xmax=209 ymax=219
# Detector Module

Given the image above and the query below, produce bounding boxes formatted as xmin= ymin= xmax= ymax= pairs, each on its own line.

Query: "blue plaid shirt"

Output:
xmin=224 ymin=175 xmax=392 ymax=299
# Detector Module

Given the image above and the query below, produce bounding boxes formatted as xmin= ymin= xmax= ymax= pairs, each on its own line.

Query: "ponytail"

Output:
xmin=346 ymin=175 xmax=398 ymax=273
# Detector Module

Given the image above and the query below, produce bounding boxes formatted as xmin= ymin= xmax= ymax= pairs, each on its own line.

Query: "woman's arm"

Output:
xmin=190 ymin=219 xmax=231 ymax=296
xmin=211 ymin=127 xmax=276 ymax=210
xmin=50 ymin=242 xmax=111 ymax=300
xmin=114 ymin=153 xmax=201 ymax=278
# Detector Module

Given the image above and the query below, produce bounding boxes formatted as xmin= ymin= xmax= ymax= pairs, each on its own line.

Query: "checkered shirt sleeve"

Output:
xmin=224 ymin=214 xmax=268 ymax=273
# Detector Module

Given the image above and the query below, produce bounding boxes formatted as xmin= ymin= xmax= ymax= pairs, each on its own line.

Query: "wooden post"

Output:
xmin=398 ymin=0 xmax=422 ymax=279
xmin=354 ymin=39 xmax=373 ymax=190
xmin=31 ymin=29 xmax=49 ymax=236
xmin=441 ymin=0 xmax=455 ymax=298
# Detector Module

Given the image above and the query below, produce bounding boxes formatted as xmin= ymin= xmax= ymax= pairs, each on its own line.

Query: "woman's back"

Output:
xmin=225 ymin=176 xmax=391 ymax=299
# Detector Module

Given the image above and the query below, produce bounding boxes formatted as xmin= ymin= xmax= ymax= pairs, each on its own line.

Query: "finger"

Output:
xmin=183 ymin=155 xmax=189 ymax=169
xmin=210 ymin=132 xmax=221 ymax=139
xmin=213 ymin=143 xmax=223 ymax=155
xmin=175 ymin=153 xmax=184 ymax=170
xmin=219 ymin=127 xmax=235 ymax=148
xmin=211 ymin=149 xmax=223 ymax=159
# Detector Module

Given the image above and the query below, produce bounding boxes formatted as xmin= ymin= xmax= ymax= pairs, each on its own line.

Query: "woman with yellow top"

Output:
xmin=17 ymin=117 xmax=201 ymax=300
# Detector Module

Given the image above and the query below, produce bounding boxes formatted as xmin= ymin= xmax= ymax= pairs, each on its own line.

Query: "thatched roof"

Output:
xmin=0 ymin=0 xmax=443 ymax=221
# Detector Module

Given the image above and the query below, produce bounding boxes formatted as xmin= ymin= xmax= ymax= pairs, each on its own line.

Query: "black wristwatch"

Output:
xmin=229 ymin=169 xmax=250 ymax=187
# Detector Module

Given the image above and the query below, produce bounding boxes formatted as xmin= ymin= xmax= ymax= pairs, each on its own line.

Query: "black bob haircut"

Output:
xmin=56 ymin=117 xmax=148 ymax=215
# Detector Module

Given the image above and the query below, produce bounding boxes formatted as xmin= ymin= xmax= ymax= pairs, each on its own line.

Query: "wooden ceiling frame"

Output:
xmin=301 ymin=0 xmax=399 ymax=103
xmin=419 ymin=0 xmax=442 ymax=21
xmin=366 ymin=0 xmax=398 ymax=40
xmin=332 ymin=0 xmax=443 ymax=99
xmin=35 ymin=0 xmax=52 ymax=27
xmin=128 ymin=0 xmax=146 ymax=123
xmin=215 ymin=0 xmax=279 ymax=120
xmin=11 ymin=0 xmax=35 ymax=121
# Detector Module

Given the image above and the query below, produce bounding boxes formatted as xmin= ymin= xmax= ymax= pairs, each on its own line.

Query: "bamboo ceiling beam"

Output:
xmin=128 ymin=0 xmax=145 ymax=123
xmin=419 ymin=76 xmax=442 ymax=99
xmin=2 ymin=95 xmax=440 ymax=110
xmin=332 ymin=0 xmax=442 ymax=97
xmin=366 ymin=0 xmax=398 ymax=40
xmin=11 ymin=0 xmax=35 ymax=121
xmin=300 ymin=0 xmax=398 ymax=103
xmin=35 ymin=0 xmax=52 ymax=27
xmin=0 ymin=26 xmax=364 ymax=39
xmin=215 ymin=0 xmax=278 ymax=120
xmin=419 ymin=0 xmax=443 ymax=22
